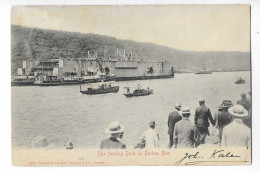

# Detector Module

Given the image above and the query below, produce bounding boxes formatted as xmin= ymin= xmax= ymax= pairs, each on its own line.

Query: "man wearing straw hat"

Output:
xmin=167 ymin=102 xmax=182 ymax=148
xmin=139 ymin=121 xmax=159 ymax=149
xmin=214 ymin=100 xmax=234 ymax=144
xmin=194 ymin=98 xmax=215 ymax=147
xmin=221 ymin=104 xmax=251 ymax=149
xmin=100 ymin=121 xmax=126 ymax=149
xmin=173 ymin=107 xmax=195 ymax=148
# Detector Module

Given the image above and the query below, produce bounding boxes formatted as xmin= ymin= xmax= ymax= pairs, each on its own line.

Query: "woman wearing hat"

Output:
xmin=100 ymin=121 xmax=126 ymax=149
xmin=221 ymin=105 xmax=251 ymax=149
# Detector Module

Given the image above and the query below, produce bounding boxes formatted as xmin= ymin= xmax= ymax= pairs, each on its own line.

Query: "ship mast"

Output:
xmin=116 ymin=48 xmax=119 ymax=60
xmin=123 ymin=49 xmax=126 ymax=60
xmin=130 ymin=49 xmax=133 ymax=61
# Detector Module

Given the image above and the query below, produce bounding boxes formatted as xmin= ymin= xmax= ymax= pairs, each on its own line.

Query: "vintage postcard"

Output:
xmin=11 ymin=5 xmax=251 ymax=166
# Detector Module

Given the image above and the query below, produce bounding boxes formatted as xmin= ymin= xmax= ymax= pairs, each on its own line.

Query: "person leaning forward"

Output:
xmin=194 ymin=98 xmax=215 ymax=147
xmin=100 ymin=121 xmax=126 ymax=149
xmin=167 ymin=102 xmax=182 ymax=148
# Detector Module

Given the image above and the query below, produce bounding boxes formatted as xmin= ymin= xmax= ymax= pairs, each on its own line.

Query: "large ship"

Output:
xmin=11 ymin=50 xmax=174 ymax=86
xmin=195 ymin=62 xmax=212 ymax=74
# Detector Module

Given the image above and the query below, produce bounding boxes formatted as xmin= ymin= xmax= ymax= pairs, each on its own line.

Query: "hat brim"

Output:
xmin=228 ymin=108 xmax=248 ymax=117
xmin=223 ymin=105 xmax=233 ymax=108
xmin=105 ymin=125 xmax=124 ymax=134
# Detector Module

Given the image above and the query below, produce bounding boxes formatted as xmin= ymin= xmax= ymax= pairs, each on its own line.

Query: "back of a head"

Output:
xmin=199 ymin=98 xmax=205 ymax=105
xmin=175 ymin=102 xmax=182 ymax=110
xmin=149 ymin=120 xmax=156 ymax=129
xmin=182 ymin=107 xmax=191 ymax=118
xmin=240 ymin=93 xmax=246 ymax=99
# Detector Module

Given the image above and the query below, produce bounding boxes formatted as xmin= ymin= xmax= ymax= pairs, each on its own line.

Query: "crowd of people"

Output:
xmin=100 ymin=91 xmax=251 ymax=149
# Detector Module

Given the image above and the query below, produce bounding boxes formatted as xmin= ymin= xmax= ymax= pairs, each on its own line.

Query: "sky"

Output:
xmin=11 ymin=5 xmax=250 ymax=52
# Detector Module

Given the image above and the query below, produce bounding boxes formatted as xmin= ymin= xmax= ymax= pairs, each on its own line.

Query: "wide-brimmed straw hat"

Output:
xmin=105 ymin=121 xmax=124 ymax=134
xmin=228 ymin=104 xmax=248 ymax=117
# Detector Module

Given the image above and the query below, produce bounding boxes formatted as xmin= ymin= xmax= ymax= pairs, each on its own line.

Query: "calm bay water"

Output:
xmin=11 ymin=71 xmax=250 ymax=149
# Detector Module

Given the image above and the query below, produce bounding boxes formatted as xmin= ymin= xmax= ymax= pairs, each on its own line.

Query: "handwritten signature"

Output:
xmin=176 ymin=149 xmax=241 ymax=165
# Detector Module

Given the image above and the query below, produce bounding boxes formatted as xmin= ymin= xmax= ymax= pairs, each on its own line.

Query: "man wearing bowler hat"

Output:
xmin=194 ymin=98 xmax=215 ymax=147
xmin=221 ymin=104 xmax=251 ymax=149
xmin=167 ymin=102 xmax=182 ymax=148
xmin=100 ymin=121 xmax=126 ymax=149
xmin=173 ymin=107 xmax=195 ymax=148
xmin=139 ymin=121 xmax=159 ymax=149
xmin=214 ymin=100 xmax=234 ymax=144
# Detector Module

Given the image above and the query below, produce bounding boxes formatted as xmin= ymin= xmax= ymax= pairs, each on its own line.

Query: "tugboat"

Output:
xmin=80 ymin=81 xmax=119 ymax=95
xmin=235 ymin=77 xmax=245 ymax=84
xmin=123 ymin=84 xmax=153 ymax=97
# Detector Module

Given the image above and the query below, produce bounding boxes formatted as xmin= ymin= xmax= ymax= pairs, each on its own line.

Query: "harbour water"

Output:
xmin=11 ymin=71 xmax=251 ymax=149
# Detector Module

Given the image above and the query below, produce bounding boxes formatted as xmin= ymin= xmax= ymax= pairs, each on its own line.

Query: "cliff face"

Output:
xmin=11 ymin=25 xmax=250 ymax=75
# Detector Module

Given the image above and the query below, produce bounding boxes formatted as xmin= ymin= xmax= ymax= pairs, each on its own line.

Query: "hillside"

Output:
xmin=11 ymin=25 xmax=251 ymax=74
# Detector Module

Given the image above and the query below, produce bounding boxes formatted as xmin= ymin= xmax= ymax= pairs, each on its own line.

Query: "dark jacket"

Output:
xmin=195 ymin=105 xmax=215 ymax=128
xmin=215 ymin=110 xmax=233 ymax=127
xmin=100 ymin=137 xmax=126 ymax=149
xmin=168 ymin=110 xmax=182 ymax=135
xmin=237 ymin=99 xmax=251 ymax=111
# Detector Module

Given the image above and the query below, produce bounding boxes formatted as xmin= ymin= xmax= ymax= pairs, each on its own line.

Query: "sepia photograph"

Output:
xmin=10 ymin=4 xmax=252 ymax=166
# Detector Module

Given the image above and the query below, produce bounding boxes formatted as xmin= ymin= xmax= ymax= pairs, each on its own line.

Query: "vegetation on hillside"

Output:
xmin=11 ymin=25 xmax=250 ymax=74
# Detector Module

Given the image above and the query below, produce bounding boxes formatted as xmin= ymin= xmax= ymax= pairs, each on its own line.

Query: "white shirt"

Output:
xmin=139 ymin=128 xmax=159 ymax=149
xmin=221 ymin=120 xmax=251 ymax=148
